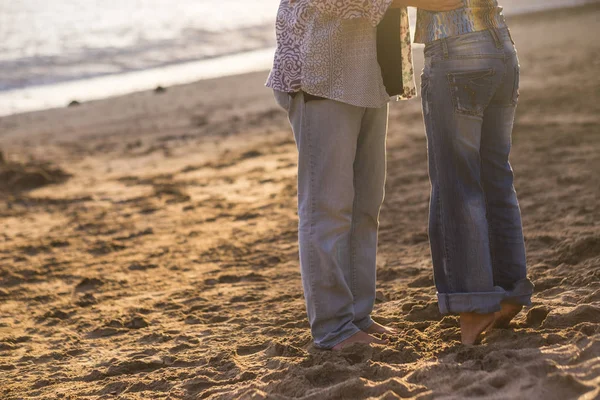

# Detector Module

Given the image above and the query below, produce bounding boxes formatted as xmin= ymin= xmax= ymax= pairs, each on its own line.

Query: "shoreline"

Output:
xmin=1 ymin=2 xmax=598 ymax=118
xmin=0 ymin=48 xmax=276 ymax=118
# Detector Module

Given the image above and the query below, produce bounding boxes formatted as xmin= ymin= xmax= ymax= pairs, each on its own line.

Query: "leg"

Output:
xmin=287 ymin=93 xmax=383 ymax=349
xmin=423 ymin=64 xmax=502 ymax=314
xmin=481 ymin=50 xmax=534 ymax=326
xmin=349 ymin=104 xmax=392 ymax=333
xmin=481 ymin=105 xmax=525 ymax=289
xmin=421 ymin=41 xmax=509 ymax=343
xmin=423 ymin=77 xmax=499 ymax=343
xmin=481 ymin=106 xmax=531 ymax=326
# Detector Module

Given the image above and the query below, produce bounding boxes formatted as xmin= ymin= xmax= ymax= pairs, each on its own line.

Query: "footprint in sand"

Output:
xmin=265 ymin=342 xmax=306 ymax=358
xmin=88 ymin=316 xmax=149 ymax=338
xmin=138 ymin=333 xmax=173 ymax=344
xmin=304 ymin=361 xmax=356 ymax=387
xmin=542 ymin=305 xmax=600 ymax=329
xmin=36 ymin=309 xmax=74 ymax=324
xmin=88 ymin=326 xmax=128 ymax=338
xmin=75 ymin=277 xmax=104 ymax=292
xmin=98 ymin=381 xmax=129 ymax=397
xmin=88 ymin=240 xmax=126 ymax=256
xmin=128 ymin=262 xmax=159 ymax=271
xmin=405 ymin=302 xmax=443 ymax=322
xmin=236 ymin=343 xmax=270 ymax=356
xmin=124 ymin=316 xmax=149 ymax=329
xmin=556 ymin=235 xmax=600 ymax=265
xmin=75 ymin=293 xmax=98 ymax=307
xmin=525 ymin=305 xmax=551 ymax=327
xmin=407 ymin=274 xmax=434 ymax=288
xmin=374 ymin=346 xmax=420 ymax=365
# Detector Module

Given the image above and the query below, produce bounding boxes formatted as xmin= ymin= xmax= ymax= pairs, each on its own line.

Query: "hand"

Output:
xmin=392 ymin=0 xmax=464 ymax=12
xmin=418 ymin=0 xmax=463 ymax=11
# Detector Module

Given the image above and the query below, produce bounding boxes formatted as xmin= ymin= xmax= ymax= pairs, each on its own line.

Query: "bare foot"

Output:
xmin=331 ymin=331 xmax=388 ymax=351
xmin=364 ymin=322 xmax=398 ymax=335
xmin=492 ymin=302 xmax=523 ymax=329
xmin=460 ymin=312 xmax=496 ymax=345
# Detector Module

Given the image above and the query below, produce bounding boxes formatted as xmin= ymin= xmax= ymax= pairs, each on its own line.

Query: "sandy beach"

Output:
xmin=1 ymin=4 xmax=599 ymax=399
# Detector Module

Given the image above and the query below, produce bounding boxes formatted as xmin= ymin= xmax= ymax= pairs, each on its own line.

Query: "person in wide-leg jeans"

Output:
xmin=420 ymin=27 xmax=535 ymax=344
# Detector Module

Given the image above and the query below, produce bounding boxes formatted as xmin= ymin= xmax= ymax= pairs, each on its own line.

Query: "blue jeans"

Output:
xmin=421 ymin=28 xmax=534 ymax=315
xmin=273 ymin=90 xmax=388 ymax=349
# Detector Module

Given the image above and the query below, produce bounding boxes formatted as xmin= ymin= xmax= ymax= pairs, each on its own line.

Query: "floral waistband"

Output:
xmin=414 ymin=6 xmax=507 ymax=44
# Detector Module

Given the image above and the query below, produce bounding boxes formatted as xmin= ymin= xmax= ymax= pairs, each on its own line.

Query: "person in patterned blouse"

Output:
xmin=268 ymin=0 xmax=462 ymax=351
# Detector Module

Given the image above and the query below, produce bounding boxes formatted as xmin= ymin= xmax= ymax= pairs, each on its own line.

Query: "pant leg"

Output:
xmin=421 ymin=72 xmax=446 ymax=299
xmin=285 ymin=91 xmax=365 ymax=349
xmin=481 ymin=47 xmax=534 ymax=305
xmin=350 ymin=104 xmax=389 ymax=330
xmin=422 ymin=33 xmax=508 ymax=315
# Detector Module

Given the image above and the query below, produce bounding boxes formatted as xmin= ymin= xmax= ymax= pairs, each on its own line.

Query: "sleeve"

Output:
xmin=307 ymin=0 xmax=395 ymax=27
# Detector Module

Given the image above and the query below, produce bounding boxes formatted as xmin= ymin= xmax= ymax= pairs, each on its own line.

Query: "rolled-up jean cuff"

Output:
xmin=503 ymin=278 xmax=535 ymax=306
xmin=313 ymin=324 xmax=361 ymax=350
xmin=437 ymin=278 xmax=535 ymax=315
xmin=437 ymin=289 xmax=505 ymax=314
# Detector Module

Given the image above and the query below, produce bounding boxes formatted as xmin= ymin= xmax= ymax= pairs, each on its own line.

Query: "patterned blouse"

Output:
xmin=265 ymin=0 xmax=416 ymax=108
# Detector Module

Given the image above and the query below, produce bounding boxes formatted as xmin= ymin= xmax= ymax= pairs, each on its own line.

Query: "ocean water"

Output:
xmin=0 ymin=0 xmax=279 ymax=91
xmin=0 ymin=0 xmax=596 ymax=116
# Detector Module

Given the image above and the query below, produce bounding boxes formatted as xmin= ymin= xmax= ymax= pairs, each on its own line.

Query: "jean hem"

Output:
xmin=438 ymin=291 xmax=504 ymax=315
xmin=437 ymin=278 xmax=534 ymax=315
xmin=503 ymin=294 xmax=532 ymax=307
xmin=354 ymin=316 xmax=375 ymax=331
xmin=313 ymin=324 xmax=361 ymax=350
xmin=502 ymin=278 xmax=535 ymax=307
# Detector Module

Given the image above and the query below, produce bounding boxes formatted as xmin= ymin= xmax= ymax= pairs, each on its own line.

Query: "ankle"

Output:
xmin=459 ymin=312 xmax=496 ymax=345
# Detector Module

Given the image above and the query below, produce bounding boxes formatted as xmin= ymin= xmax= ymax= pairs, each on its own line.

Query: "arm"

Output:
xmin=305 ymin=0 xmax=464 ymax=27
xmin=391 ymin=0 xmax=463 ymax=11
xmin=306 ymin=0 xmax=396 ymax=27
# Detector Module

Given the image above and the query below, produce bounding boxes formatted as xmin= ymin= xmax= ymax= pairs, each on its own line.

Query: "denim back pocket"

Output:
xmin=447 ymin=69 xmax=495 ymax=117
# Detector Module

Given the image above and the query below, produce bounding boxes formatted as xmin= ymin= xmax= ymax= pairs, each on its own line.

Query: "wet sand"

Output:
xmin=1 ymin=4 xmax=599 ymax=400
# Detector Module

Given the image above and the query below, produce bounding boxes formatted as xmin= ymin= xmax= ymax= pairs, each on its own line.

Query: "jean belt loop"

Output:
xmin=507 ymin=27 xmax=515 ymax=45
xmin=490 ymin=28 xmax=502 ymax=49
xmin=442 ymin=38 xmax=449 ymax=60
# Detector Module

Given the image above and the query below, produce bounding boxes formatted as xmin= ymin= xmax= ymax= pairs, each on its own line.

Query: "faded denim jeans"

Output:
xmin=273 ymin=90 xmax=388 ymax=348
xmin=421 ymin=28 xmax=534 ymax=315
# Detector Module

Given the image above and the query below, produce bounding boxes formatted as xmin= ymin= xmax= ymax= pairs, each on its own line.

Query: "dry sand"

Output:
xmin=1 ymin=4 xmax=599 ymax=400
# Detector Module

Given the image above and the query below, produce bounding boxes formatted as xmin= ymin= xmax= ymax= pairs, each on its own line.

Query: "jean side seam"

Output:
xmin=305 ymin=100 xmax=319 ymax=317
xmin=482 ymin=158 xmax=496 ymax=286
xmin=424 ymin=75 xmax=453 ymax=291
xmin=350 ymin=163 xmax=358 ymax=303
xmin=485 ymin=56 xmax=509 ymax=283
xmin=432 ymin=86 xmax=453 ymax=290
xmin=350 ymin=107 xmax=367 ymax=304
